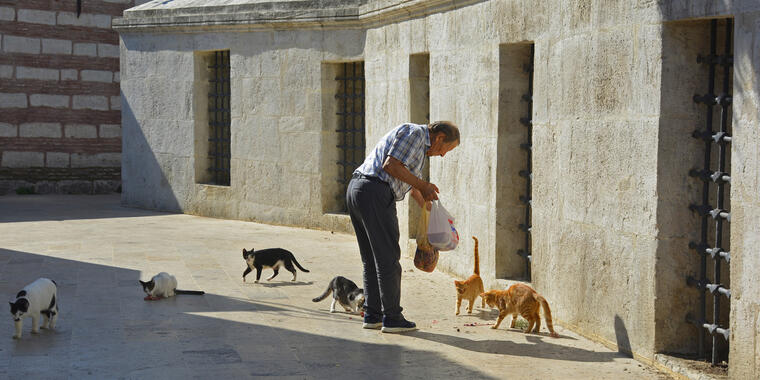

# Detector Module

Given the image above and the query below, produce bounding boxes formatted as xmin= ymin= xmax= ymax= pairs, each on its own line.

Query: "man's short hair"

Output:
xmin=429 ymin=121 xmax=460 ymax=143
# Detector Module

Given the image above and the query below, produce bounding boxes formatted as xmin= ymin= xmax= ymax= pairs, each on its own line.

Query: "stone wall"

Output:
xmin=114 ymin=0 xmax=760 ymax=376
xmin=727 ymin=9 xmax=760 ymax=380
xmin=0 ymin=0 xmax=139 ymax=194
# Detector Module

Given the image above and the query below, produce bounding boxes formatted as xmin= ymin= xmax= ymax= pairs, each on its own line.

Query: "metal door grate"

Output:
xmin=516 ymin=45 xmax=535 ymax=280
xmin=686 ymin=18 xmax=732 ymax=366
xmin=208 ymin=50 xmax=231 ymax=186
xmin=335 ymin=62 xmax=365 ymax=211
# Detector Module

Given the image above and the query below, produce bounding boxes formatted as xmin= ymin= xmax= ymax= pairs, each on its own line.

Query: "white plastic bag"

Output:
xmin=427 ymin=199 xmax=459 ymax=251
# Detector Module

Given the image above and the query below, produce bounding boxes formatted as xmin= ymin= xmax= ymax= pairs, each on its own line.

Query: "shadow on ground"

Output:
xmin=409 ymin=331 xmax=621 ymax=362
xmin=0 ymin=194 xmax=168 ymax=223
xmin=0 ymin=248 xmax=495 ymax=379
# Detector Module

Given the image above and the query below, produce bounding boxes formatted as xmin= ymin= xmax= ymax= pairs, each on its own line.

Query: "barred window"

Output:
xmin=335 ymin=62 xmax=365 ymax=212
xmin=207 ymin=50 xmax=231 ymax=186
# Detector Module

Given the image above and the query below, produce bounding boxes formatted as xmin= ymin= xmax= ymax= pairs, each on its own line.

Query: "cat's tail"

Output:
xmin=472 ymin=236 xmax=480 ymax=275
xmin=312 ymin=285 xmax=332 ymax=302
xmin=538 ymin=295 xmax=559 ymax=338
xmin=289 ymin=253 xmax=310 ymax=273
xmin=175 ymin=289 xmax=205 ymax=295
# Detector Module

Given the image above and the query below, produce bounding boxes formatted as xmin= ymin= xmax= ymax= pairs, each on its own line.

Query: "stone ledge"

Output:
xmin=112 ymin=0 xmax=485 ymax=32
xmin=654 ymin=353 xmax=728 ymax=380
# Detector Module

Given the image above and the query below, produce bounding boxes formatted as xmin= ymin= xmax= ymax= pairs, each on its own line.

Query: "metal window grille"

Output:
xmin=516 ymin=45 xmax=535 ymax=280
xmin=686 ymin=18 xmax=732 ymax=366
xmin=335 ymin=62 xmax=366 ymax=212
xmin=208 ymin=50 xmax=231 ymax=186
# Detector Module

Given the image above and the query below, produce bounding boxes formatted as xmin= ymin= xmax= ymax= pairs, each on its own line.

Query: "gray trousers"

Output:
xmin=346 ymin=175 xmax=403 ymax=319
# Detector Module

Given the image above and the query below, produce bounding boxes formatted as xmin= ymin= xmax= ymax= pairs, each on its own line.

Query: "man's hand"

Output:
xmin=410 ymin=189 xmax=433 ymax=210
xmin=418 ymin=181 xmax=439 ymax=202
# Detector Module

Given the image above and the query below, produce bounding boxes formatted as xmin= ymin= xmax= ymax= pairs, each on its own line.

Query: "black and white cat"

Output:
xmin=242 ymin=248 xmax=310 ymax=283
xmin=139 ymin=272 xmax=205 ymax=300
xmin=9 ymin=278 xmax=58 ymax=339
xmin=312 ymin=276 xmax=365 ymax=314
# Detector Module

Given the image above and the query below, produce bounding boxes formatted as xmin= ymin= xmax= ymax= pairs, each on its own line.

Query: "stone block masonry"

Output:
xmin=114 ymin=1 xmax=760 ymax=378
xmin=0 ymin=0 xmax=139 ymax=195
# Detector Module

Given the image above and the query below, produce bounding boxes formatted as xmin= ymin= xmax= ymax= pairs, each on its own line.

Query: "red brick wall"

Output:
xmin=0 ymin=0 xmax=135 ymax=194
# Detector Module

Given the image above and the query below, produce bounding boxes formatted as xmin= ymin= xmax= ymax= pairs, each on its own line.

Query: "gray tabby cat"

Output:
xmin=312 ymin=276 xmax=365 ymax=313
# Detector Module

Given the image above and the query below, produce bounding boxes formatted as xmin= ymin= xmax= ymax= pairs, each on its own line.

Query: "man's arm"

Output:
xmin=382 ymin=156 xmax=439 ymax=201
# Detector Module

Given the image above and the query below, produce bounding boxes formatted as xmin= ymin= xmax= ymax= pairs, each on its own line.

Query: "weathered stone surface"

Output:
xmin=3 ymin=35 xmax=40 ymax=54
xmin=41 ymin=38 xmax=72 ymax=55
xmin=81 ymin=69 xmax=113 ymax=83
xmin=18 ymin=9 xmax=56 ymax=25
xmin=61 ymin=69 xmax=78 ymax=81
xmin=71 ymin=152 xmax=121 ymax=168
xmin=57 ymin=12 xmax=112 ymax=29
xmin=17 ymin=66 xmax=59 ymax=81
xmin=45 ymin=152 xmax=70 ymax=168
xmin=0 ymin=65 xmax=12 ymax=78
xmin=20 ymin=122 xmax=61 ymax=138
xmin=0 ymin=93 xmax=27 ymax=108
xmin=73 ymin=42 xmax=97 ymax=56
xmin=0 ymin=122 xmax=16 ymax=137
xmin=30 ymin=94 xmax=69 ymax=108
xmin=99 ymin=124 xmax=122 ymax=138
xmin=64 ymin=124 xmax=98 ymax=138
xmin=98 ymin=43 xmax=120 ymax=58
xmin=729 ymin=12 xmax=760 ymax=380
xmin=2 ymin=151 xmax=44 ymax=168
xmin=0 ymin=6 xmax=13 ymax=21
xmin=73 ymin=95 xmax=109 ymax=111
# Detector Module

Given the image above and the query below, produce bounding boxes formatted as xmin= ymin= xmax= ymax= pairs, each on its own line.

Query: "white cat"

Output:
xmin=140 ymin=272 xmax=205 ymax=300
xmin=9 ymin=278 xmax=59 ymax=339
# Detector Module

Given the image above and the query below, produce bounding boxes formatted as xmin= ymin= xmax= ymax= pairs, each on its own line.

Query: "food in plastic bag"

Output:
xmin=427 ymin=200 xmax=459 ymax=251
xmin=414 ymin=205 xmax=439 ymax=272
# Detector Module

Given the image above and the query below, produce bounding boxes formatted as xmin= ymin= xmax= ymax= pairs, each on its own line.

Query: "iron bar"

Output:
xmin=692 ymin=130 xmax=732 ymax=144
xmin=687 ymin=19 xmax=732 ymax=365
xmin=709 ymin=17 xmax=732 ymax=366
xmin=688 ymin=169 xmax=731 ymax=183
xmin=687 ymin=276 xmax=731 ymax=299
xmin=689 ymin=242 xmax=730 ymax=264
xmin=686 ymin=315 xmax=731 ymax=341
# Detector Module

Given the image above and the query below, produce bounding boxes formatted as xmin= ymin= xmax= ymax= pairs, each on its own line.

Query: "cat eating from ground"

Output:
xmin=480 ymin=283 xmax=559 ymax=337
xmin=242 ymin=247 xmax=310 ymax=283
xmin=9 ymin=277 xmax=59 ymax=339
xmin=454 ymin=236 xmax=485 ymax=315
xmin=140 ymin=272 xmax=205 ymax=301
xmin=312 ymin=276 xmax=365 ymax=314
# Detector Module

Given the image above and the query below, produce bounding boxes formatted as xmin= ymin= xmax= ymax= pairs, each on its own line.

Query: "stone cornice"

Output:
xmin=113 ymin=0 xmax=486 ymax=33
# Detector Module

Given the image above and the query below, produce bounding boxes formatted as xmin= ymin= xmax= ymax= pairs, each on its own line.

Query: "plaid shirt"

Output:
xmin=354 ymin=123 xmax=430 ymax=201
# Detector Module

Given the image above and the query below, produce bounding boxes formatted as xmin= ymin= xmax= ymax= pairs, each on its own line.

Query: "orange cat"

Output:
xmin=454 ymin=236 xmax=485 ymax=315
xmin=480 ymin=283 xmax=559 ymax=337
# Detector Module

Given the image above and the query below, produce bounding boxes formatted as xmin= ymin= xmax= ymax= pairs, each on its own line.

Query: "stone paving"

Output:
xmin=0 ymin=195 xmax=669 ymax=379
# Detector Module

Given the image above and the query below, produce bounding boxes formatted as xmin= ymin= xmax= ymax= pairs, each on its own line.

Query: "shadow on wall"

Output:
xmin=0 ymin=248 xmax=494 ymax=378
xmin=615 ymin=315 xmax=633 ymax=358
xmin=120 ymin=95 xmax=182 ymax=212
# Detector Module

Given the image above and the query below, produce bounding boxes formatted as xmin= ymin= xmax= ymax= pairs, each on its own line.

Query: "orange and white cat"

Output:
xmin=454 ymin=236 xmax=485 ymax=315
xmin=480 ymin=283 xmax=559 ymax=338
